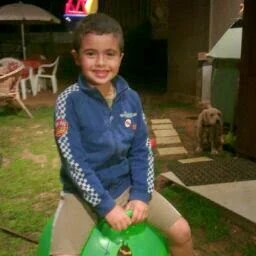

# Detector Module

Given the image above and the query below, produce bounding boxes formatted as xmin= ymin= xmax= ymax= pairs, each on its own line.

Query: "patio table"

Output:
xmin=22 ymin=58 xmax=46 ymax=77
xmin=23 ymin=57 xmax=48 ymax=72
xmin=22 ymin=57 xmax=49 ymax=95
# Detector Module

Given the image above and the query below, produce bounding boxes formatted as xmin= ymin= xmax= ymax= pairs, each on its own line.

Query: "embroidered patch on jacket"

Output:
xmin=55 ymin=118 xmax=69 ymax=137
xmin=131 ymin=124 xmax=137 ymax=130
xmin=124 ymin=119 xmax=131 ymax=128
xmin=120 ymin=112 xmax=137 ymax=118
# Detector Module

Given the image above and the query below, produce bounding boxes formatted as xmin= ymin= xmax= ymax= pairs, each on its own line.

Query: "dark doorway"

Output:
xmin=120 ymin=22 xmax=167 ymax=93
xmin=99 ymin=0 xmax=168 ymax=93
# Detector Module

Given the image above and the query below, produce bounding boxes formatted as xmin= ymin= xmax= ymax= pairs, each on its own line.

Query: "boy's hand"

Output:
xmin=125 ymin=200 xmax=148 ymax=224
xmin=105 ymin=205 xmax=132 ymax=231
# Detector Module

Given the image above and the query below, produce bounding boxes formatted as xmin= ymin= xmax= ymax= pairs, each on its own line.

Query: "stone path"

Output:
xmin=150 ymin=118 xmax=188 ymax=157
xmin=150 ymin=118 xmax=213 ymax=161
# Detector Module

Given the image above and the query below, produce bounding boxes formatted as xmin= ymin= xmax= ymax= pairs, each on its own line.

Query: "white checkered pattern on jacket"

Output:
xmin=142 ymin=111 xmax=154 ymax=193
xmin=146 ymin=137 xmax=154 ymax=193
xmin=55 ymin=84 xmax=101 ymax=206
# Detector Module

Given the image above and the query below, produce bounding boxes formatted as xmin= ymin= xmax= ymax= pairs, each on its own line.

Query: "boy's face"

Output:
xmin=72 ymin=33 xmax=124 ymax=87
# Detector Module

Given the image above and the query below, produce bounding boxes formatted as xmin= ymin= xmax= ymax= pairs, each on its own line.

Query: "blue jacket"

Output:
xmin=54 ymin=75 xmax=154 ymax=216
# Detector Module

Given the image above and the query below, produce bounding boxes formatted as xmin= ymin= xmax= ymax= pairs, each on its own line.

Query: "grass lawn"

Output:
xmin=0 ymin=107 xmax=60 ymax=255
xmin=0 ymin=105 xmax=255 ymax=256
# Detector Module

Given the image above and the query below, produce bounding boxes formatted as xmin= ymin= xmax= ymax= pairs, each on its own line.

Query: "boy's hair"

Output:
xmin=72 ymin=13 xmax=124 ymax=52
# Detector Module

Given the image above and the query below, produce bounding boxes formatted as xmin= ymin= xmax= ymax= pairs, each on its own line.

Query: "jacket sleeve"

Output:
xmin=54 ymin=91 xmax=115 ymax=216
xmin=128 ymin=93 xmax=154 ymax=203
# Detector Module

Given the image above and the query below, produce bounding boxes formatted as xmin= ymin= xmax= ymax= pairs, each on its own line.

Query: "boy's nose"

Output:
xmin=95 ymin=54 xmax=105 ymax=66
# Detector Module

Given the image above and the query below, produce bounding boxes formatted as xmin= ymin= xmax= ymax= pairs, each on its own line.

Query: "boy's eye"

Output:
xmin=106 ymin=51 xmax=117 ymax=57
xmin=85 ymin=51 xmax=96 ymax=57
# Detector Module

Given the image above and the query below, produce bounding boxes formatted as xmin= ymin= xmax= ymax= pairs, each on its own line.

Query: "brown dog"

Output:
xmin=195 ymin=105 xmax=223 ymax=154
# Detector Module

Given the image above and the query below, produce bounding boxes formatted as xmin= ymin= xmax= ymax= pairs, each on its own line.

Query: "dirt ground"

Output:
xmin=20 ymin=87 xmax=256 ymax=255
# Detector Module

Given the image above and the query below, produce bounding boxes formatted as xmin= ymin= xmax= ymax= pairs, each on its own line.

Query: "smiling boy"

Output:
xmin=51 ymin=13 xmax=194 ymax=256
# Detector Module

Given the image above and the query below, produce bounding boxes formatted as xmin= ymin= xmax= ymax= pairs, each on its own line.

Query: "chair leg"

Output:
xmin=34 ymin=75 xmax=39 ymax=93
xmin=37 ymin=77 xmax=46 ymax=92
xmin=41 ymin=79 xmax=47 ymax=91
xmin=20 ymin=80 xmax=27 ymax=100
xmin=30 ymin=76 xmax=37 ymax=96
xmin=51 ymin=77 xmax=58 ymax=94
xmin=15 ymin=97 xmax=33 ymax=118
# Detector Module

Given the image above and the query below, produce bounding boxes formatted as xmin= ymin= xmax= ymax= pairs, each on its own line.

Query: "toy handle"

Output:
xmin=125 ymin=209 xmax=133 ymax=218
xmin=101 ymin=210 xmax=133 ymax=227
xmin=102 ymin=209 xmax=133 ymax=230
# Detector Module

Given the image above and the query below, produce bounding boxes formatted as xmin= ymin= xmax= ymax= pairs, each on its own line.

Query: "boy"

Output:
xmin=52 ymin=13 xmax=194 ymax=256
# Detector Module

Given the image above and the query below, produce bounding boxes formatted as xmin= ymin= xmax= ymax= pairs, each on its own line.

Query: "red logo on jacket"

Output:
xmin=55 ymin=118 xmax=69 ymax=137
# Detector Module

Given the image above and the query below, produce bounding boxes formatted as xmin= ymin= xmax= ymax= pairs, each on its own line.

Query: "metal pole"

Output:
xmin=21 ymin=23 xmax=26 ymax=59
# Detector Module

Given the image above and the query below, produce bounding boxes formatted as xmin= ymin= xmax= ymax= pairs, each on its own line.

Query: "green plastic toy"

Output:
xmin=37 ymin=210 xmax=169 ymax=255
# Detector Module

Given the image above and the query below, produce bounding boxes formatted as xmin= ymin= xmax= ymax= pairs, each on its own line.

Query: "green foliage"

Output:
xmin=224 ymin=131 xmax=236 ymax=148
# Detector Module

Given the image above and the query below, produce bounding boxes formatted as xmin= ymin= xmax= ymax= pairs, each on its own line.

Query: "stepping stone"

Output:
xmin=151 ymin=119 xmax=172 ymax=124
xmin=157 ymin=147 xmax=188 ymax=156
xmin=153 ymin=129 xmax=178 ymax=137
xmin=189 ymin=181 xmax=256 ymax=224
xmin=156 ymin=136 xmax=181 ymax=145
xmin=151 ymin=124 xmax=174 ymax=130
xmin=161 ymin=172 xmax=256 ymax=224
xmin=178 ymin=157 xmax=213 ymax=164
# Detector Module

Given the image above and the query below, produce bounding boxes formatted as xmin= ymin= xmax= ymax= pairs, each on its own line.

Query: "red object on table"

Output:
xmin=150 ymin=138 xmax=157 ymax=149
xmin=23 ymin=55 xmax=47 ymax=69
xmin=22 ymin=57 xmax=48 ymax=78
xmin=23 ymin=59 xmax=44 ymax=70
xmin=20 ymin=66 xmax=29 ymax=78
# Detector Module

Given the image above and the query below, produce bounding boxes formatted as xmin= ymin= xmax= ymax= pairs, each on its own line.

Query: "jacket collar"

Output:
xmin=77 ymin=74 xmax=129 ymax=98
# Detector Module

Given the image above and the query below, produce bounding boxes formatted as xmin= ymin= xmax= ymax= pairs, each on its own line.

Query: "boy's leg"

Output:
xmin=148 ymin=190 xmax=194 ymax=256
xmin=50 ymin=192 xmax=97 ymax=256
xmin=166 ymin=217 xmax=194 ymax=256
xmin=50 ymin=189 xmax=130 ymax=256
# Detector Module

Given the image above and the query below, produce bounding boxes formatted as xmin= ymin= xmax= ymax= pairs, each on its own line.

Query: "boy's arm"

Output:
xmin=54 ymin=94 xmax=115 ymax=216
xmin=128 ymin=96 xmax=154 ymax=204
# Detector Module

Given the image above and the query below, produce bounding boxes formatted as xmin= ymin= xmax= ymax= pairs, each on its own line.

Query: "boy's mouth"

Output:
xmin=93 ymin=70 xmax=109 ymax=78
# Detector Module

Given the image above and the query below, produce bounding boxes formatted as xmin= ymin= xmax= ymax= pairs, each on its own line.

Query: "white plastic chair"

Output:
xmin=20 ymin=66 xmax=36 ymax=100
xmin=34 ymin=56 xmax=60 ymax=94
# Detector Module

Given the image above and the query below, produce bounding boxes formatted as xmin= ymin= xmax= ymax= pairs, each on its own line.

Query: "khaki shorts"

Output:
xmin=50 ymin=189 xmax=181 ymax=255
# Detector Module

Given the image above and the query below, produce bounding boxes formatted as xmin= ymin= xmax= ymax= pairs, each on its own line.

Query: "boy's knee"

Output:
xmin=167 ymin=217 xmax=192 ymax=245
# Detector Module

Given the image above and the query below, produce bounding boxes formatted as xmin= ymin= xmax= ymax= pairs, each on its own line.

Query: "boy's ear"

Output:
xmin=71 ymin=49 xmax=80 ymax=66
xmin=120 ymin=52 xmax=124 ymax=62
